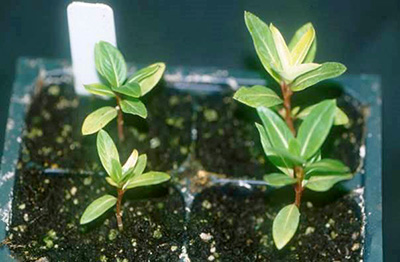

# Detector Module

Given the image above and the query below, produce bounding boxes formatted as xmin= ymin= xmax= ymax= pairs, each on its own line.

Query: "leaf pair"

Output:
xmin=82 ymin=41 xmax=166 ymax=135
xmin=80 ymin=129 xmax=170 ymax=225
xmin=244 ymin=11 xmax=346 ymax=91
xmin=257 ymin=99 xmax=348 ymax=176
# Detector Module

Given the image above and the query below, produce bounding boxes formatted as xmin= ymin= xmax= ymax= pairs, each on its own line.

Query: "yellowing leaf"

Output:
xmin=288 ymin=22 xmax=317 ymax=63
xmin=270 ymin=24 xmax=291 ymax=70
xmin=233 ymin=85 xmax=282 ymax=108
xmin=82 ymin=107 xmax=117 ymax=135
xmin=273 ymin=204 xmax=300 ymax=249
xmin=80 ymin=195 xmax=117 ymax=224
xmin=290 ymin=25 xmax=315 ymax=65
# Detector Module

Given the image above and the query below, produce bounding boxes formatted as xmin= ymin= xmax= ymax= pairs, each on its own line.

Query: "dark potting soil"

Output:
xmin=7 ymin=167 xmax=185 ymax=261
xmin=21 ymin=82 xmax=193 ymax=173
xmin=188 ymin=185 xmax=363 ymax=262
xmin=6 ymin=80 xmax=366 ymax=261
xmin=195 ymin=83 xmax=365 ymax=178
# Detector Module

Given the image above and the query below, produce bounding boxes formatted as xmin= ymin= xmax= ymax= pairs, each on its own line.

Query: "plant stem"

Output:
xmin=279 ymin=82 xmax=304 ymax=207
xmin=294 ymin=166 xmax=304 ymax=207
xmin=280 ymin=82 xmax=296 ymax=136
xmin=116 ymin=188 xmax=125 ymax=231
xmin=115 ymin=95 xmax=125 ymax=142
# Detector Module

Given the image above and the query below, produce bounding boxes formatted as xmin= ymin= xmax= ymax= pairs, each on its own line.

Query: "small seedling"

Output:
xmin=80 ymin=129 xmax=170 ymax=231
xmin=81 ymin=41 xmax=166 ymax=141
xmin=234 ymin=11 xmax=352 ymax=249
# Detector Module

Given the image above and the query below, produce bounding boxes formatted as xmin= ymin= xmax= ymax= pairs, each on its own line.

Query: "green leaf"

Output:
xmin=84 ymin=83 xmax=115 ymax=97
xmin=288 ymin=138 xmax=301 ymax=156
xmin=244 ymin=11 xmax=281 ymax=82
xmin=273 ymin=204 xmax=300 ymax=250
xmin=297 ymin=103 xmax=349 ymax=126
xmin=257 ymin=106 xmax=294 ymax=149
xmin=270 ymin=24 xmax=291 ymax=70
xmin=288 ymin=23 xmax=316 ymax=64
xmin=305 ymin=174 xmax=353 ymax=192
xmin=119 ymin=98 xmax=147 ymax=118
xmin=127 ymin=63 xmax=166 ymax=96
xmin=132 ymin=154 xmax=147 ymax=177
xmin=97 ymin=130 xmax=120 ymax=177
xmin=334 ymin=107 xmax=349 ymax=125
xmin=255 ymin=123 xmax=293 ymax=176
xmin=233 ymin=85 xmax=282 ymax=108
xmin=112 ymin=82 xmax=141 ymax=98
xmin=305 ymin=159 xmax=350 ymax=179
xmin=308 ymin=150 xmax=322 ymax=163
xmin=123 ymin=171 xmax=170 ymax=190
xmin=290 ymin=62 xmax=346 ymax=92
xmin=80 ymin=195 xmax=117 ymax=224
xmin=264 ymin=173 xmax=297 ymax=187
xmin=122 ymin=149 xmax=138 ymax=175
xmin=110 ymin=158 xmax=122 ymax=183
xmin=95 ymin=41 xmax=127 ymax=87
xmin=266 ymin=146 xmax=306 ymax=167
xmin=82 ymin=107 xmax=117 ymax=135
xmin=297 ymin=100 xmax=336 ymax=159
xmin=105 ymin=177 xmax=118 ymax=187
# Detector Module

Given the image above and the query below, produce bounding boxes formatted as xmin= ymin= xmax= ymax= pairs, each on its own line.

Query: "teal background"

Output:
xmin=0 ymin=0 xmax=398 ymax=260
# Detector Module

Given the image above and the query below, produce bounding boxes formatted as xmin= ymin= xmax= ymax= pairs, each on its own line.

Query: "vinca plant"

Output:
xmin=80 ymin=129 xmax=170 ymax=231
xmin=81 ymin=41 xmax=166 ymax=141
xmin=233 ymin=11 xmax=353 ymax=249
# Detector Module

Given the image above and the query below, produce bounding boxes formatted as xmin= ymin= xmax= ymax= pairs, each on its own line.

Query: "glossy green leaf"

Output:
xmin=95 ymin=41 xmax=127 ymax=87
xmin=288 ymin=138 xmax=301 ymax=156
xmin=255 ymin=123 xmax=293 ymax=176
xmin=233 ymin=85 xmax=282 ymax=108
xmin=120 ymin=98 xmax=147 ymax=118
xmin=84 ymin=83 xmax=115 ymax=97
xmin=82 ymin=107 xmax=117 ymax=135
xmin=290 ymin=62 xmax=346 ymax=92
xmin=112 ymin=82 xmax=141 ymax=98
xmin=308 ymin=150 xmax=322 ymax=163
xmin=305 ymin=159 xmax=350 ymax=179
xmin=264 ymin=173 xmax=297 ymax=187
xmin=128 ymin=63 xmax=165 ymax=96
xmin=305 ymin=174 xmax=353 ymax=192
xmin=297 ymin=100 xmax=336 ymax=159
xmin=244 ymin=11 xmax=281 ymax=82
xmin=97 ymin=129 xmax=120 ymax=177
xmin=266 ymin=146 xmax=306 ymax=167
xmin=257 ymin=106 xmax=294 ymax=149
xmin=270 ymin=24 xmax=291 ymax=70
xmin=288 ymin=23 xmax=316 ymax=65
xmin=297 ymin=103 xmax=349 ymax=126
xmin=80 ymin=195 xmax=117 ymax=224
xmin=110 ymin=158 xmax=122 ymax=183
xmin=123 ymin=172 xmax=170 ymax=190
xmin=132 ymin=154 xmax=147 ymax=177
xmin=273 ymin=204 xmax=300 ymax=250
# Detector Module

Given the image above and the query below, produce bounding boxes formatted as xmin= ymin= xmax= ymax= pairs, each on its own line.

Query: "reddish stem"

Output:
xmin=280 ymin=82 xmax=296 ymax=136
xmin=294 ymin=166 xmax=304 ymax=208
xmin=116 ymin=188 xmax=125 ymax=231
xmin=115 ymin=95 xmax=125 ymax=142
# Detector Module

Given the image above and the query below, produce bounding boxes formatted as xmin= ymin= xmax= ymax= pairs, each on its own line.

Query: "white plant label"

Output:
xmin=67 ymin=2 xmax=117 ymax=95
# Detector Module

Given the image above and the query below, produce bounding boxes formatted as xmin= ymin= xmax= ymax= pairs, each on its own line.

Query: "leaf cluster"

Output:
xmin=234 ymin=11 xmax=354 ymax=250
xmin=82 ymin=41 xmax=166 ymax=135
xmin=80 ymin=130 xmax=170 ymax=225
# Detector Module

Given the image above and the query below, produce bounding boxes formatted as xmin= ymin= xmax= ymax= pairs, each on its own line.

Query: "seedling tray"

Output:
xmin=0 ymin=58 xmax=382 ymax=261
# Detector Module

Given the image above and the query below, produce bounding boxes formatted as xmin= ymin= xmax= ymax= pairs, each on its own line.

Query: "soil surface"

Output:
xmin=188 ymin=185 xmax=363 ymax=262
xmin=5 ymin=80 xmax=366 ymax=261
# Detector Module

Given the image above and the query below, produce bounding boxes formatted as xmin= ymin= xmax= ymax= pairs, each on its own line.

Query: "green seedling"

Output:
xmin=233 ymin=11 xmax=352 ymax=250
xmin=81 ymin=41 xmax=166 ymax=141
xmin=80 ymin=129 xmax=170 ymax=231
